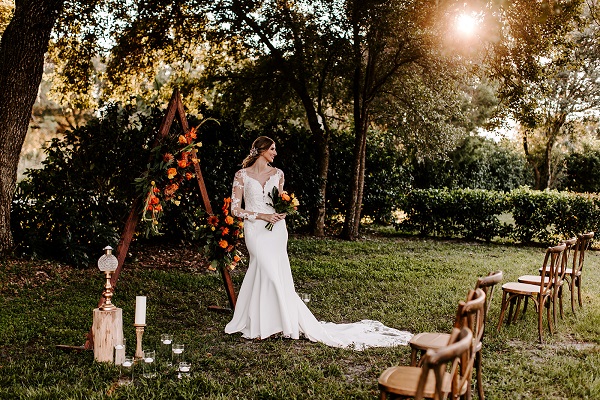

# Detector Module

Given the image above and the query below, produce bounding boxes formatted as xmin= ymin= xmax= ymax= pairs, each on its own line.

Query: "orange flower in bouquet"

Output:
xmin=265 ymin=187 xmax=300 ymax=230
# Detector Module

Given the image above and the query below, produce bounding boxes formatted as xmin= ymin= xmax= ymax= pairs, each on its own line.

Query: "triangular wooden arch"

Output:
xmin=79 ymin=89 xmax=237 ymax=350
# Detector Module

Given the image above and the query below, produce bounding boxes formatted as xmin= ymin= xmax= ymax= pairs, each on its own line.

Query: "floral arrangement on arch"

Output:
xmin=194 ymin=198 xmax=245 ymax=271
xmin=135 ymin=125 xmax=203 ymax=237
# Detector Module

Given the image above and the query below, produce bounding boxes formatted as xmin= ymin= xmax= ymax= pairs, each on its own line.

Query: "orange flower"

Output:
xmin=150 ymin=195 xmax=160 ymax=205
xmin=163 ymin=153 xmax=174 ymax=163
xmin=185 ymin=172 xmax=194 ymax=180
xmin=219 ymin=239 xmax=228 ymax=248
xmin=178 ymin=135 xmax=187 ymax=144
xmin=223 ymin=197 xmax=232 ymax=206
xmin=178 ymin=159 xmax=188 ymax=168
xmin=187 ymin=127 xmax=197 ymax=139
xmin=207 ymin=215 xmax=219 ymax=226
xmin=223 ymin=209 xmax=229 ymax=216
xmin=146 ymin=204 xmax=154 ymax=211
xmin=152 ymin=186 xmax=161 ymax=193
xmin=167 ymin=168 xmax=177 ymax=179
xmin=233 ymin=255 xmax=241 ymax=262
xmin=155 ymin=204 xmax=163 ymax=212
xmin=164 ymin=183 xmax=179 ymax=197
xmin=281 ymin=192 xmax=291 ymax=201
xmin=225 ymin=216 xmax=234 ymax=225
xmin=221 ymin=227 xmax=229 ymax=236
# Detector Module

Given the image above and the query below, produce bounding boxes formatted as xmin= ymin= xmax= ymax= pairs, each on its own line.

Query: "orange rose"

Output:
xmin=167 ymin=168 xmax=177 ymax=179
xmin=225 ymin=216 xmax=234 ymax=225
xmin=281 ymin=192 xmax=291 ymax=201
xmin=178 ymin=159 xmax=188 ymax=168
xmin=219 ymin=240 xmax=228 ymax=249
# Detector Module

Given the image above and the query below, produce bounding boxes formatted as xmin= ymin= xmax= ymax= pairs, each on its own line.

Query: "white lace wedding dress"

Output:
xmin=224 ymin=168 xmax=412 ymax=350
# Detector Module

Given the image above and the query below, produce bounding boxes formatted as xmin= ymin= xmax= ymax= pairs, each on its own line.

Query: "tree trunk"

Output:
xmin=311 ymin=116 xmax=329 ymax=236
xmin=341 ymin=16 xmax=363 ymax=240
xmin=0 ymin=0 xmax=64 ymax=252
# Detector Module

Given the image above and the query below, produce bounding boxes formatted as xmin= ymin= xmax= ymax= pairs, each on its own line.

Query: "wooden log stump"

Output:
xmin=92 ymin=308 xmax=124 ymax=363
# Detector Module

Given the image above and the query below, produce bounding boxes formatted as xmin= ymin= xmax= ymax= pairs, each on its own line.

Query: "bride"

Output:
xmin=225 ymin=136 xmax=412 ymax=350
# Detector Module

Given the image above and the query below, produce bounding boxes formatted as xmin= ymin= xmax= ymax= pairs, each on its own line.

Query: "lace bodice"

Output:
xmin=231 ymin=168 xmax=285 ymax=220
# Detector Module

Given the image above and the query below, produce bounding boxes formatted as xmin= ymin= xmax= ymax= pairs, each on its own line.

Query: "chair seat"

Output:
xmin=518 ymin=275 xmax=550 ymax=285
xmin=539 ymin=267 xmax=580 ymax=276
xmin=378 ymin=365 xmax=459 ymax=398
xmin=409 ymin=332 xmax=451 ymax=351
xmin=502 ymin=281 xmax=548 ymax=295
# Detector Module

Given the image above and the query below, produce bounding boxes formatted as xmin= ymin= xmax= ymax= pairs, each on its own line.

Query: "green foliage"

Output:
xmin=412 ymin=135 xmax=532 ymax=191
xmin=11 ymin=103 xmax=158 ymax=266
xmin=400 ymin=187 xmax=600 ymax=244
xmin=564 ymin=147 xmax=600 ymax=193
xmin=399 ymin=188 xmax=509 ymax=241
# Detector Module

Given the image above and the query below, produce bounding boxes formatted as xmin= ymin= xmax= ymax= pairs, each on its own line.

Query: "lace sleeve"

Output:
xmin=278 ymin=169 xmax=285 ymax=192
xmin=231 ymin=170 xmax=258 ymax=221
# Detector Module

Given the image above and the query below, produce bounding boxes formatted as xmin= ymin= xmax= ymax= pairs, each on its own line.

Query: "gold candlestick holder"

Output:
xmin=134 ymin=323 xmax=146 ymax=359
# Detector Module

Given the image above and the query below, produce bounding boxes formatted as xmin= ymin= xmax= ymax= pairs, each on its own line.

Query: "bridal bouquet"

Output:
xmin=195 ymin=198 xmax=245 ymax=271
xmin=265 ymin=187 xmax=300 ymax=231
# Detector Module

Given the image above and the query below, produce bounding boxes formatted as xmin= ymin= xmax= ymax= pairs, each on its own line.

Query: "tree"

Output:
xmin=0 ymin=0 xmax=65 ymax=252
xmin=341 ymin=0 xmax=468 ymax=239
xmin=486 ymin=0 xmax=592 ymax=189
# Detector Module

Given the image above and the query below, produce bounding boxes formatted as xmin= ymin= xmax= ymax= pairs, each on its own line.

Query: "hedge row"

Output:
xmin=398 ymin=187 xmax=600 ymax=243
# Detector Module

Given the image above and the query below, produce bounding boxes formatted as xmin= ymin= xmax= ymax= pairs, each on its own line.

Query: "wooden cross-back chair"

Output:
xmin=539 ymin=232 xmax=594 ymax=314
xmin=517 ymin=237 xmax=575 ymax=325
xmin=379 ymin=327 xmax=474 ymax=400
xmin=409 ymin=273 xmax=501 ymax=400
xmin=496 ymin=243 xmax=566 ymax=343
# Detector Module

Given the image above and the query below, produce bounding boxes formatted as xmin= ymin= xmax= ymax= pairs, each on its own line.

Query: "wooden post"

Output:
xmin=92 ymin=308 xmax=124 ymax=363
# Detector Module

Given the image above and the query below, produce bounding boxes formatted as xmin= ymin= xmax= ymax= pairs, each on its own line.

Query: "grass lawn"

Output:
xmin=1 ymin=233 xmax=599 ymax=399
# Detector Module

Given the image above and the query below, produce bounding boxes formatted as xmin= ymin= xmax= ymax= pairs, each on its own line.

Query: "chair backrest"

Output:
xmin=560 ymin=237 xmax=577 ymax=279
xmin=572 ymin=232 xmax=594 ymax=276
xmin=415 ymin=327 xmax=474 ymax=400
xmin=475 ymin=271 xmax=503 ymax=322
xmin=539 ymin=243 xmax=567 ymax=294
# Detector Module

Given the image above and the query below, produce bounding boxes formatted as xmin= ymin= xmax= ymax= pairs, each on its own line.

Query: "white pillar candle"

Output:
xmin=135 ymin=296 xmax=147 ymax=325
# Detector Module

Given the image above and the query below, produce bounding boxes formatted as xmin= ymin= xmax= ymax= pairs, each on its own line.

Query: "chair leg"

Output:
xmin=476 ymin=350 xmax=484 ymax=400
xmin=379 ymin=390 xmax=387 ymax=400
xmin=547 ymin=297 xmax=554 ymax=335
xmin=570 ymin=276 xmax=576 ymax=313
xmin=538 ymin=300 xmax=544 ymax=344
xmin=507 ymin=296 xmax=516 ymax=324
xmin=497 ymin=291 xmax=508 ymax=331
xmin=410 ymin=348 xmax=418 ymax=367
xmin=577 ymin=276 xmax=583 ymax=307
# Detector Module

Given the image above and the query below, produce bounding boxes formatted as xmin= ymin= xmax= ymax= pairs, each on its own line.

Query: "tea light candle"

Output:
xmin=135 ymin=296 xmax=146 ymax=325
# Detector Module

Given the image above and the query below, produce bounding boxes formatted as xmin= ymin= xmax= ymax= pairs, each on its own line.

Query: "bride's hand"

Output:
xmin=260 ymin=213 xmax=285 ymax=223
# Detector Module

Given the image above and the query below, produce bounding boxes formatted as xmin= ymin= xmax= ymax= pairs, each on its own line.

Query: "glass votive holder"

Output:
xmin=142 ymin=350 xmax=156 ymax=378
xmin=114 ymin=338 xmax=126 ymax=366
xmin=172 ymin=343 xmax=185 ymax=365
xmin=299 ymin=292 xmax=311 ymax=304
xmin=121 ymin=355 xmax=134 ymax=382
xmin=178 ymin=361 xmax=191 ymax=379
xmin=160 ymin=334 xmax=173 ymax=366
